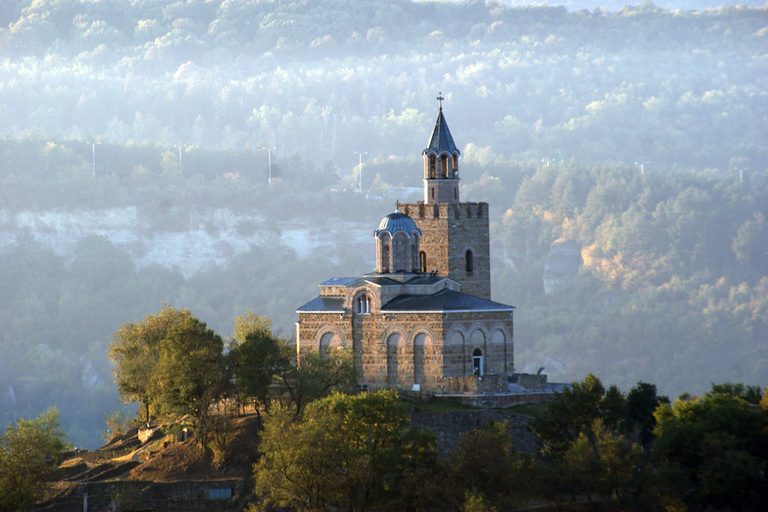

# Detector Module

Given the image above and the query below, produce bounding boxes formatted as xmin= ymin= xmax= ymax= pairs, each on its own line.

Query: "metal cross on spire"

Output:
xmin=437 ymin=92 xmax=444 ymax=110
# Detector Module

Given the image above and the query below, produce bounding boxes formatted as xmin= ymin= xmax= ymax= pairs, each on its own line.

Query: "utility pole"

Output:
xmin=88 ymin=142 xmax=100 ymax=178
xmin=262 ymin=147 xmax=275 ymax=186
xmin=175 ymin=144 xmax=187 ymax=176
xmin=354 ymin=151 xmax=367 ymax=192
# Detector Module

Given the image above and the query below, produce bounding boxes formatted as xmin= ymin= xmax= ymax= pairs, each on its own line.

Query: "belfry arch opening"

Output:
xmin=357 ymin=293 xmax=371 ymax=314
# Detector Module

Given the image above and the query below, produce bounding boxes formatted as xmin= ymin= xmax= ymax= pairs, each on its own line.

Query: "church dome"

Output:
xmin=375 ymin=212 xmax=421 ymax=237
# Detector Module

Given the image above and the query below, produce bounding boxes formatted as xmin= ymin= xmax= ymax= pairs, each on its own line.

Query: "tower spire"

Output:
xmin=423 ymin=96 xmax=460 ymax=203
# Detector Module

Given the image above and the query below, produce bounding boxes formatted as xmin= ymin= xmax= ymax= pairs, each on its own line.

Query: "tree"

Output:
xmin=452 ymin=421 xmax=535 ymax=510
xmin=108 ymin=306 xmax=193 ymax=422
xmin=278 ymin=349 xmax=358 ymax=417
xmin=532 ymin=373 xmax=609 ymax=455
xmin=253 ymin=390 xmax=438 ymax=512
xmin=152 ymin=315 xmax=230 ymax=445
xmin=228 ymin=314 xmax=286 ymax=418
xmin=652 ymin=384 xmax=768 ymax=511
xmin=0 ymin=408 xmax=68 ymax=511
xmin=625 ymin=381 xmax=667 ymax=448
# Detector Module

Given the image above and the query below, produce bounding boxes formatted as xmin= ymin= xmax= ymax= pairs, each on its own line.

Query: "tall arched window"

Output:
xmin=382 ymin=245 xmax=390 ymax=272
xmin=465 ymin=250 xmax=473 ymax=273
xmin=357 ymin=293 xmax=370 ymax=314
xmin=441 ymin=155 xmax=448 ymax=178
xmin=428 ymin=155 xmax=436 ymax=179
xmin=419 ymin=251 xmax=427 ymax=273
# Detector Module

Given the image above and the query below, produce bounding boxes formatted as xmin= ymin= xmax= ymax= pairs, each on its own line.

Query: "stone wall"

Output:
xmin=513 ymin=373 xmax=548 ymax=390
xmin=36 ymin=479 xmax=245 ymax=512
xmin=440 ymin=374 xmax=507 ymax=394
xmin=298 ymin=308 xmax=514 ymax=392
xmin=409 ymin=408 xmax=538 ymax=456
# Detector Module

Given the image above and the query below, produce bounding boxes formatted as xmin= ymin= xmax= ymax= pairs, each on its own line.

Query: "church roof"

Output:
xmin=364 ymin=274 xmax=445 ymax=285
xmin=424 ymin=107 xmax=459 ymax=156
xmin=296 ymin=296 xmax=345 ymax=313
xmin=375 ymin=211 xmax=421 ymax=237
xmin=381 ymin=289 xmax=514 ymax=313
xmin=320 ymin=277 xmax=365 ymax=287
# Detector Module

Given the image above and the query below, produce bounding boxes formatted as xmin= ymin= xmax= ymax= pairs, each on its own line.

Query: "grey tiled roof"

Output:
xmin=363 ymin=274 xmax=445 ymax=286
xmin=297 ymin=296 xmax=345 ymax=312
xmin=321 ymin=277 xmax=364 ymax=286
xmin=381 ymin=289 xmax=514 ymax=312
xmin=424 ymin=108 xmax=459 ymax=156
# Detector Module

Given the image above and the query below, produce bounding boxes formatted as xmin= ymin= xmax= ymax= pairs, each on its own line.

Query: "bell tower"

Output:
xmin=398 ymin=96 xmax=491 ymax=300
xmin=423 ymin=94 xmax=461 ymax=204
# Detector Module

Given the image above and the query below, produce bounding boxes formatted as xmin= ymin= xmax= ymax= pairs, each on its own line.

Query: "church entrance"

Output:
xmin=472 ymin=348 xmax=483 ymax=376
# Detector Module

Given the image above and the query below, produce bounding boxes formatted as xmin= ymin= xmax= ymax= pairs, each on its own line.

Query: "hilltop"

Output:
xmin=39 ymin=404 xmax=540 ymax=511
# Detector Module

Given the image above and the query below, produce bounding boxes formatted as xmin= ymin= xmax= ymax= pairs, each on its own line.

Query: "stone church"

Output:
xmin=296 ymin=99 xmax=515 ymax=392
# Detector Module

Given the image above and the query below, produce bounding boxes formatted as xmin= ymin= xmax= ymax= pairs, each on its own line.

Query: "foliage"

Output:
xmin=452 ymin=421 xmax=536 ymax=510
xmin=108 ymin=306 xmax=193 ymax=423
xmin=228 ymin=315 xmax=286 ymax=417
xmin=278 ymin=349 xmax=359 ymax=417
xmin=253 ymin=390 xmax=440 ymax=512
xmin=102 ymin=410 xmax=135 ymax=443
xmin=152 ymin=315 xmax=230 ymax=445
xmin=0 ymin=408 xmax=68 ymax=511
xmin=652 ymin=384 xmax=768 ymax=511
xmin=532 ymin=373 xmax=614 ymax=454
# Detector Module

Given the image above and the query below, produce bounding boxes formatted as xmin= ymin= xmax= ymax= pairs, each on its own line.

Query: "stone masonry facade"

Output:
xmin=298 ymin=309 xmax=513 ymax=391
xmin=397 ymin=201 xmax=491 ymax=300
xmin=296 ymin=101 xmax=515 ymax=392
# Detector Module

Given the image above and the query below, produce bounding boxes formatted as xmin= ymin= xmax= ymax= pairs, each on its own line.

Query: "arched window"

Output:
xmin=357 ymin=293 xmax=370 ymax=314
xmin=441 ymin=155 xmax=448 ymax=178
xmin=428 ymin=155 xmax=436 ymax=179
xmin=465 ymin=250 xmax=473 ymax=273
xmin=382 ymin=244 xmax=390 ymax=272
xmin=472 ymin=348 xmax=483 ymax=376
xmin=452 ymin=154 xmax=458 ymax=172
xmin=393 ymin=233 xmax=408 ymax=272
xmin=419 ymin=251 xmax=427 ymax=273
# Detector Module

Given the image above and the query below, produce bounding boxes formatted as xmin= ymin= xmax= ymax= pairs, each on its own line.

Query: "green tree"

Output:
xmin=278 ymin=349 xmax=358 ymax=417
xmin=452 ymin=421 xmax=535 ymax=510
xmin=108 ymin=306 xmax=193 ymax=422
xmin=653 ymin=384 xmax=768 ymax=511
xmin=0 ymin=408 xmax=68 ymax=511
xmin=253 ymin=390 xmax=438 ymax=512
xmin=532 ymin=373 xmax=608 ymax=455
xmin=153 ymin=315 xmax=230 ymax=446
xmin=228 ymin=314 xmax=286 ymax=418
xmin=625 ymin=381 xmax=668 ymax=448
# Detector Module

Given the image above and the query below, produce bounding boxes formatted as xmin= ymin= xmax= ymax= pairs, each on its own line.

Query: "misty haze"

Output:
xmin=0 ymin=0 xmax=766 ymax=450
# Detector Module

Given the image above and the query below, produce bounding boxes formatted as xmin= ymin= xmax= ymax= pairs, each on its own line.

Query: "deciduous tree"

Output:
xmin=0 ymin=408 xmax=68 ymax=511
xmin=108 ymin=306 xmax=192 ymax=422
xmin=253 ymin=390 xmax=438 ymax=512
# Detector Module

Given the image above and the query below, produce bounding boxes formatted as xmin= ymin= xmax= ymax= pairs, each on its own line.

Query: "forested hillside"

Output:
xmin=0 ymin=0 xmax=766 ymax=447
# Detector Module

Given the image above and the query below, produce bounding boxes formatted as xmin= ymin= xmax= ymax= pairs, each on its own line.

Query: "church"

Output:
xmin=296 ymin=98 xmax=515 ymax=392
